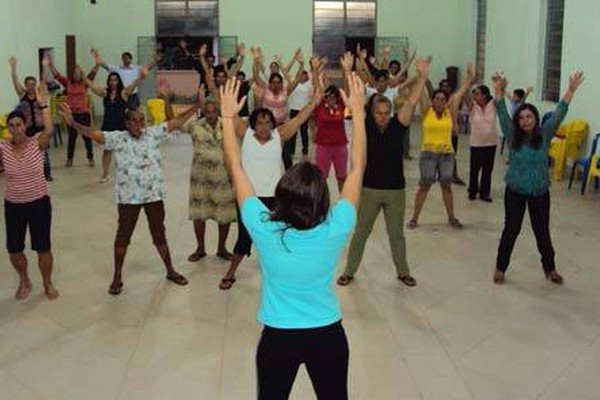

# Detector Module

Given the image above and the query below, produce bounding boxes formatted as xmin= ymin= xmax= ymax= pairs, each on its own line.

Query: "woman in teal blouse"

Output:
xmin=492 ymin=71 xmax=584 ymax=285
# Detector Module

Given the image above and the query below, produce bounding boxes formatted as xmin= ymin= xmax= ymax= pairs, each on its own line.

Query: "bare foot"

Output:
xmin=44 ymin=284 xmax=60 ymax=300
xmin=15 ymin=281 xmax=32 ymax=300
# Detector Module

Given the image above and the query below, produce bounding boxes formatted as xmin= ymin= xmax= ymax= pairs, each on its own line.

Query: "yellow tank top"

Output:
xmin=421 ymin=108 xmax=454 ymax=153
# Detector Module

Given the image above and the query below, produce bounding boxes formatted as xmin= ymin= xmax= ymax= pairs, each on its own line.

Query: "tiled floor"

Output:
xmin=0 ymin=128 xmax=599 ymax=399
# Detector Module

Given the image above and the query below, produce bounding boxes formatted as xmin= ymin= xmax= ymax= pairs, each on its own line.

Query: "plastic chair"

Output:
xmin=584 ymin=153 xmax=600 ymax=195
xmin=568 ymin=133 xmax=600 ymax=194
xmin=0 ymin=114 xmax=10 ymax=142
xmin=147 ymin=98 xmax=166 ymax=125
xmin=548 ymin=119 xmax=588 ymax=181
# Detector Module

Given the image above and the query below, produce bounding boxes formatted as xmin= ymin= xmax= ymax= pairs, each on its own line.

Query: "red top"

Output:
xmin=0 ymin=139 xmax=49 ymax=203
xmin=313 ymin=99 xmax=347 ymax=146
xmin=56 ymin=74 xmax=89 ymax=113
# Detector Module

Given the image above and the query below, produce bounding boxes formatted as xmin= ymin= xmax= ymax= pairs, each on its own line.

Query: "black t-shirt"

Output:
xmin=238 ymin=81 xmax=251 ymax=117
xmin=363 ymin=115 xmax=407 ymax=190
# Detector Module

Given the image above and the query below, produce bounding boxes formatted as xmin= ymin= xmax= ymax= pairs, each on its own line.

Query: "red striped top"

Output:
xmin=0 ymin=139 xmax=49 ymax=203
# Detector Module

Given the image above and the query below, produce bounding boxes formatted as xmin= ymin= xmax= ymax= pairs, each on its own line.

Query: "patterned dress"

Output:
xmin=185 ymin=118 xmax=236 ymax=223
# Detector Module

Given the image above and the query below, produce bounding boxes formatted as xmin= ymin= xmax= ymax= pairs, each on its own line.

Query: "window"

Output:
xmin=156 ymin=0 xmax=218 ymax=36
xmin=474 ymin=0 xmax=487 ymax=83
xmin=542 ymin=0 xmax=564 ymax=102
xmin=313 ymin=0 xmax=376 ymax=68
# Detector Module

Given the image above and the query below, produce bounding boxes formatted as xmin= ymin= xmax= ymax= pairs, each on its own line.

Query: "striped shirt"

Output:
xmin=0 ymin=139 xmax=49 ymax=203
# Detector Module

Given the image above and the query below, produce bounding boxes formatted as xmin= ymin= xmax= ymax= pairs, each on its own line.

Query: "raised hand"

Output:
xmin=339 ymin=51 xmax=354 ymax=72
xmin=568 ymin=71 xmax=584 ymax=93
xmin=199 ymin=44 xmax=207 ymax=57
xmin=310 ymin=56 xmax=320 ymax=71
xmin=35 ymin=82 xmax=48 ymax=105
xmin=294 ymin=50 xmax=304 ymax=64
xmin=339 ymin=73 xmax=365 ymax=114
xmin=90 ymin=48 xmax=102 ymax=65
xmin=139 ymin=65 xmax=150 ymax=78
xmin=250 ymin=46 xmax=262 ymax=62
xmin=414 ymin=57 xmax=430 ymax=77
xmin=465 ymin=63 xmax=475 ymax=79
xmin=8 ymin=57 xmax=17 ymax=68
xmin=491 ymin=72 xmax=507 ymax=94
xmin=236 ymin=43 xmax=246 ymax=57
xmin=219 ymin=78 xmax=245 ymax=118
xmin=525 ymin=86 xmax=534 ymax=94
xmin=155 ymin=76 xmax=171 ymax=99
xmin=382 ymin=45 xmax=392 ymax=55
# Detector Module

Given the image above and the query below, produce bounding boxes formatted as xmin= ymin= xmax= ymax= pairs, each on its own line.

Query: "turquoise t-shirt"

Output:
xmin=241 ymin=196 xmax=357 ymax=329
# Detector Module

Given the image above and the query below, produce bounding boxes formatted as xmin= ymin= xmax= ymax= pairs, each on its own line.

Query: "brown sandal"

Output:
xmin=449 ymin=218 xmax=464 ymax=229
xmin=166 ymin=273 xmax=188 ymax=286
xmin=108 ymin=282 xmax=123 ymax=295
xmin=547 ymin=271 xmax=564 ymax=285
xmin=337 ymin=275 xmax=354 ymax=286
xmin=188 ymin=250 xmax=207 ymax=262
xmin=219 ymin=277 xmax=236 ymax=290
xmin=493 ymin=270 xmax=505 ymax=284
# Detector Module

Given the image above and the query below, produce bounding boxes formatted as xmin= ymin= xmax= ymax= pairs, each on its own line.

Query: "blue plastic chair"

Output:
xmin=568 ymin=132 xmax=600 ymax=195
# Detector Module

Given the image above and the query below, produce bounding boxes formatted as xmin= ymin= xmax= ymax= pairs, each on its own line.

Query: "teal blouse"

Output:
xmin=496 ymin=98 xmax=568 ymax=196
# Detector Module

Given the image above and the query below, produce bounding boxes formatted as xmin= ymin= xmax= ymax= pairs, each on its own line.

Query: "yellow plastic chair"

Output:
xmin=548 ymin=119 xmax=588 ymax=181
xmin=584 ymin=153 xmax=600 ymax=195
xmin=147 ymin=99 xmax=166 ymax=125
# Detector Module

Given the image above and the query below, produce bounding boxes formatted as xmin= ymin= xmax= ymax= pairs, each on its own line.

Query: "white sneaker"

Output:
xmin=98 ymin=176 xmax=110 ymax=184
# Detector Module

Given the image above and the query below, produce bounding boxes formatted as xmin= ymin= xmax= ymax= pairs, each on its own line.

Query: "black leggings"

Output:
xmin=496 ymin=188 xmax=555 ymax=275
xmin=469 ymin=145 xmax=497 ymax=199
xmin=233 ymin=196 xmax=275 ymax=256
xmin=256 ymin=321 xmax=349 ymax=400
xmin=67 ymin=112 xmax=93 ymax=161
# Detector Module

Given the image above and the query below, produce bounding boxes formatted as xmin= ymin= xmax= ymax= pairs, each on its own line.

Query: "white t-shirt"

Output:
xmin=109 ymin=64 xmax=140 ymax=90
xmin=366 ymin=86 xmax=398 ymax=105
xmin=241 ymin=127 xmax=283 ymax=197
xmin=287 ymin=81 xmax=314 ymax=111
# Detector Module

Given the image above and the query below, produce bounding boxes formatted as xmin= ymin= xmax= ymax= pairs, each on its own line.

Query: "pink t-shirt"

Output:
xmin=469 ymin=101 xmax=498 ymax=147
xmin=0 ymin=139 xmax=49 ymax=203
xmin=262 ymin=88 xmax=288 ymax=125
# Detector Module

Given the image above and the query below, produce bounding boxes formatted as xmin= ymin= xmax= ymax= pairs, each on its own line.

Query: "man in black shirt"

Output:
xmin=338 ymin=57 xmax=430 ymax=287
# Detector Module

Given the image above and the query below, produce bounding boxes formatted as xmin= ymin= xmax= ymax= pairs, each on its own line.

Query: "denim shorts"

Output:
xmin=419 ymin=151 xmax=454 ymax=185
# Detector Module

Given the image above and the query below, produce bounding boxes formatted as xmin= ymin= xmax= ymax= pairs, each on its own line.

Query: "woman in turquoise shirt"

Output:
xmin=220 ymin=52 xmax=365 ymax=399
xmin=492 ymin=71 xmax=584 ymax=285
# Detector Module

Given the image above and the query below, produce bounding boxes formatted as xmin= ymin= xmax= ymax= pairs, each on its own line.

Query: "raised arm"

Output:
xmin=449 ymin=63 xmax=474 ymax=113
xmin=339 ymin=73 xmax=366 ymax=208
xmin=91 ymin=48 xmax=110 ymax=71
xmin=542 ymin=71 xmax=584 ymax=140
xmin=251 ymin=47 xmax=267 ymax=89
xmin=166 ymin=87 xmax=204 ymax=132
xmin=220 ymin=78 xmax=255 ymax=204
xmin=122 ymin=65 xmax=149 ymax=99
xmin=339 ymin=52 xmax=354 ymax=97
xmin=83 ymin=75 xmax=106 ymax=98
xmin=8 ymin=57 xmax=26 ymax=98
xmin=356 ymin=45 xmax=375 ymax=88
xmin=278 ymin=93 xmax=320 ymax=141
xmin=398 ymin=58 xmax=430 ymax=127
xmin=285 ymin=50 xmax=305 ymax=95
xmin=228 ymin=43 xmax=246 ymax=78
xmin=60 ymin=104 xmax=105 ymax=144
xmin=34 ymin=83 xmax=53 ymax=150
xmin=46 ymin=58 xmax=68 ymax=87
xmin=310 ymin=57 xmax=323 ymax=95
xmin=491 ymin=72 xmax=514 ymax=143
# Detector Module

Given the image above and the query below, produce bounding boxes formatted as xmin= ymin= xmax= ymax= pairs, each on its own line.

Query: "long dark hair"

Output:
xmin=512 ymin=103 xmax=542 ymax=150
xmin=270 ymin=162 xmax=330 ymax=232
xmin=106 ymin=72 xmax=125 ymax=96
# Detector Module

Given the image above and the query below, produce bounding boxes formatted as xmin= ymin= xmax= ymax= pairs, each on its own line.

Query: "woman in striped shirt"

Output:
xmin=0 ymin=83 xmax=59 ymax=300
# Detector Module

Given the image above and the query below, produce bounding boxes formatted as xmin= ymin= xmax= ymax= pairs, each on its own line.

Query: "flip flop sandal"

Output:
xmin=216 ymin=251 xmax=233 ymax=261
xmin=166 ymin=274 xmax=188 ymax=286
xmin=108 ymin=282 xmax=123 ymax=295
xmin=398 ymin=275 xmax=417 ymax=287
xmin=406 ymin=219 xmax=418 ymax=229
xmin=449 ymin=218 xmax=464 ymax=229
xmin=219 ymin=278 xmax=236 ymax=290
xmin=188 ymin=250 xmax=207 ymax=262
xmin=336 ymin=275 xmax=354 ymax=286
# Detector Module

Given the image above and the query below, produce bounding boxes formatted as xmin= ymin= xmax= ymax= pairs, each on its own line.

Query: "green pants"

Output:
xmin=344 ymin=188 xmax=410 ymax=278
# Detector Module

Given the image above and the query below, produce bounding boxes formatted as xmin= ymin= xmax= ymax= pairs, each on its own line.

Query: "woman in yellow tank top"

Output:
xmin=407 ymin=64 xmax=474 ymax=229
